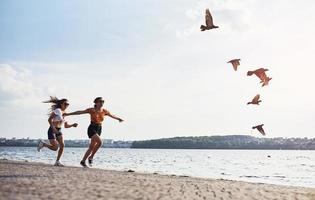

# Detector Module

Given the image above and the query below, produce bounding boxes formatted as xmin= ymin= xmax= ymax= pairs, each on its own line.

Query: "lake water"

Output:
xmin=0 ymin=147 xmax=314 ymax=188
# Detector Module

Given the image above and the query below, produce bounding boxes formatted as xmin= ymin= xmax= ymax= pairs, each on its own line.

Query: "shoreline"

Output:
xmin=1 ymin=160 xmax=314 ymax=200
xmin=2 ymin=145 xmax=315 ymax=151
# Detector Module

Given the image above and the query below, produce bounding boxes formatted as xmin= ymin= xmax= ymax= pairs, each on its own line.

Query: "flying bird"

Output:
xmin=200 ymin=9 xmax=219 ymax=31
xmin=252 ymin=124 xmax=266 ymax=136
xmin=247 ymin=94 xmax=262 ymax=105
xmin=227 ymin=59 xmax=241 ymax=71
xmin=247 ymin=68 xmax=272 ymax=87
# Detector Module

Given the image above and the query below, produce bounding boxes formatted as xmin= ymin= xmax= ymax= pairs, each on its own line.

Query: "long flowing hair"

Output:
xmin=43 ymin=96 xmax=68 ymax=114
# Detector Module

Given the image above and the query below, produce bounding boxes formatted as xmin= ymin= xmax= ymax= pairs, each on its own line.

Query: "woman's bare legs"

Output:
xmin=88 ymin=135 xmax=103 ymax=160
xmin=82 ymin=134 xmax=102 ymax=162
xmin=43 ymin=139 xmax=59 ymax=151
xmin=56 ymin=135 xmax=65 ymax=161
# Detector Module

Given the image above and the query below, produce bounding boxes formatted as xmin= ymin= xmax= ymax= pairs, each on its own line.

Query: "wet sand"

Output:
xmin=0 ymin=160 xmax=314 ymax=200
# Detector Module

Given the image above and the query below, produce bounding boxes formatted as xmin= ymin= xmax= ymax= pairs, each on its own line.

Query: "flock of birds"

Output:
xmin=200 ymin=9 xmax=272 ymax=136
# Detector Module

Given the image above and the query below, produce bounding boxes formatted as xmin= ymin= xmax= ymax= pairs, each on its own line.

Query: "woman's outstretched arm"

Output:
xmin=64 ymin=109 xmax=90 ymax=116
xmin=107 ymin=112 xmax=124 ymax=122
xmin=64 ymin=122 xmax=78 ymax=128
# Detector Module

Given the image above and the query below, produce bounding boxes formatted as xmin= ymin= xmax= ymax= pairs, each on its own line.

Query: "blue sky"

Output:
xmin=1 ymin=0 xmax=315 ymax=140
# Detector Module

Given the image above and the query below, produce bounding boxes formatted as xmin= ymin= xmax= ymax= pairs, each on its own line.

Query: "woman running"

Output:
xmin=37 ymin=97 xmax=78 ymax=166
xmin=64 ymin=97 xmax=123 ymax=168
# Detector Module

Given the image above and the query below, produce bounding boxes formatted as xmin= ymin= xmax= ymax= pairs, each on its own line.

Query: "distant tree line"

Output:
xmin=131 ymin=135 xmax=315 ymax=150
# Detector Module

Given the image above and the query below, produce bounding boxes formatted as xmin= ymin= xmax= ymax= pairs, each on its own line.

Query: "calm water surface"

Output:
xmin=0 ymin=147 xmax=314 ymax=188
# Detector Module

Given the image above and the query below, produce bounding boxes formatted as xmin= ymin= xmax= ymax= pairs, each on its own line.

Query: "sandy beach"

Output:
xmin=0 ymin=160 xmax=314 ymax=200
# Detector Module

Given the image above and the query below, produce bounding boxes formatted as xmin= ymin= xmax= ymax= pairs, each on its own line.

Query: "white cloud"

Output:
xmin=0 ymin=64 xmax=40 ymax=102
xmin=0 ymin=64 xmax=71 ymax=107
xmin=185 ymin=8 xmax=200 ymax=20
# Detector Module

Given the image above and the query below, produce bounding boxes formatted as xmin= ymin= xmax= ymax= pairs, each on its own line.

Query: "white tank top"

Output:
xmin=52 ymin=108 xmax=64 ymax=124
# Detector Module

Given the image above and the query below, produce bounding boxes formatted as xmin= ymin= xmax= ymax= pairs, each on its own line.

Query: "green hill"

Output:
xmin=131 ymin=135 xmax=315 ymax=150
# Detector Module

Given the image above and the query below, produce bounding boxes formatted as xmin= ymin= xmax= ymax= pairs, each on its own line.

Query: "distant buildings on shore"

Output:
xmin=0 ymin=138 xmax=133 ymax=148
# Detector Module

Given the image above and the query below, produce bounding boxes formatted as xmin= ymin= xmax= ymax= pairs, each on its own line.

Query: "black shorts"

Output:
xmin=48 ymin=127 xmax=62 ymax=140
xmin=87 ymin=123 xmax=102 ymax=138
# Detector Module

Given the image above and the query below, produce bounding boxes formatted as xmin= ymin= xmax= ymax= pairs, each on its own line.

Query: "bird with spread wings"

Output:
xmin=252 ymin=124 xmax=266 ymax=136
xmin=247 ymin=94 xmax=262 ymax=105
xmin=227 ymin=59 xmax=241 ymax=71
xmin=200 ymin=9 xmax=219 ymax=31
xmin=247 ymin=68 xmax=272 ymax=87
